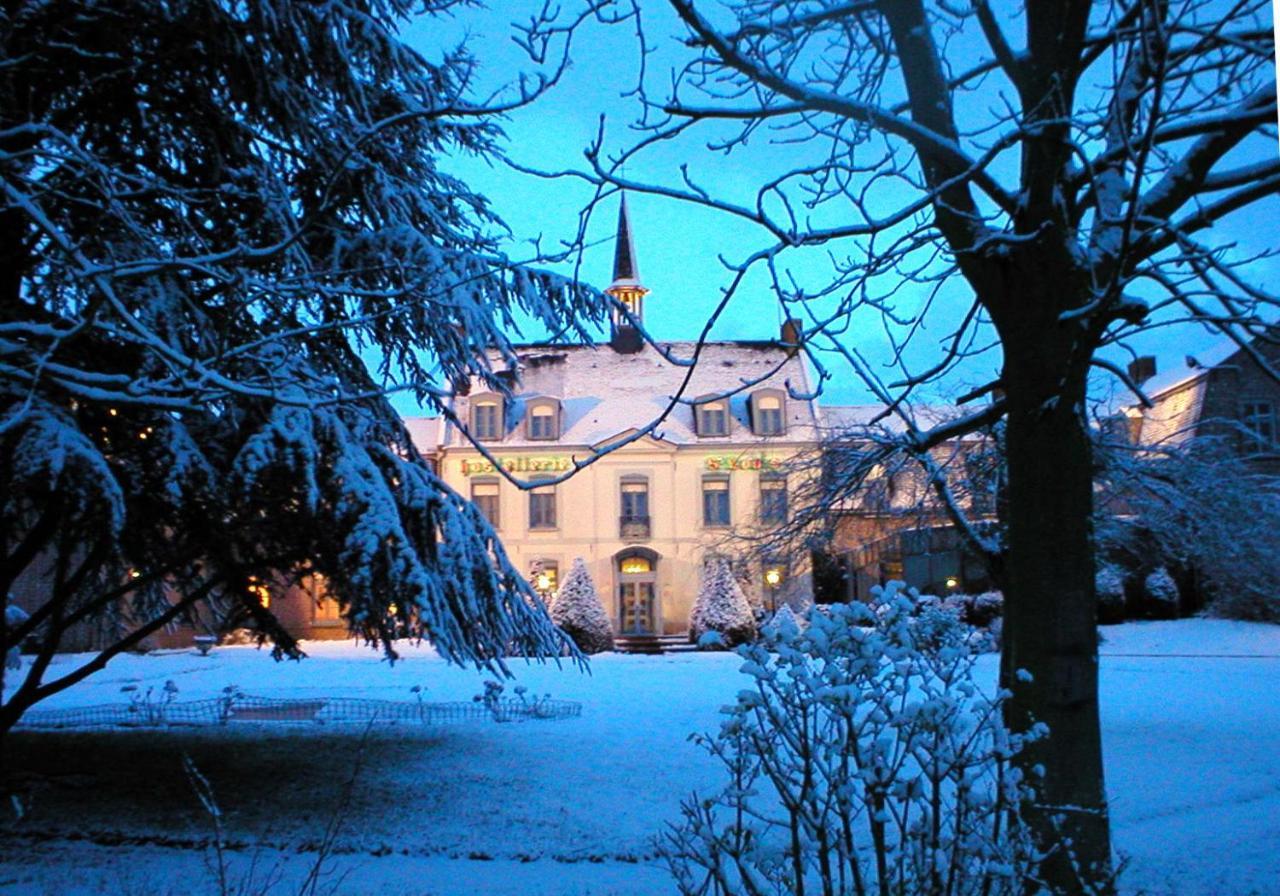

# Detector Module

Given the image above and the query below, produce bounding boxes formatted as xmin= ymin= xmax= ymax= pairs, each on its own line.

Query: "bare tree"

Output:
xmin=522 ymin=0 xmax=1279 ymax=888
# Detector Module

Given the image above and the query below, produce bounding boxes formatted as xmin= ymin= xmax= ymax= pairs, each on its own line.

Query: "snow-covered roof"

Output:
xmin=444 ymin=341 xmax=820 ymax=448
xmin=1141 ymin=335 xmax=1244 ymax=400
xmin=402 ymin=416 xmax=442 ymax=455
xmin=1131 ymin=335 xmax=1255 ymax=447
xmin=820 ymin=404 xmax=969 ymax=436
xmin=1135 ymin=377 xmax=1210 ymax=447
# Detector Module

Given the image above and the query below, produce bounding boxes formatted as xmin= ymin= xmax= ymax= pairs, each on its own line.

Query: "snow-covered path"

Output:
xmin=1 ymin=619 xmax=1277 ymax=895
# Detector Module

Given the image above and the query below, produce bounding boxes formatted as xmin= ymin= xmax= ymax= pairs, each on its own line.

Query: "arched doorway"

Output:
xmin=616 ymin=547 xmax=660 ymax=634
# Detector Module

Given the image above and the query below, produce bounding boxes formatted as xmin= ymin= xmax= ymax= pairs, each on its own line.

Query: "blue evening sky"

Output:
xmin=398 ymin=2 xmax=1280 ymax=413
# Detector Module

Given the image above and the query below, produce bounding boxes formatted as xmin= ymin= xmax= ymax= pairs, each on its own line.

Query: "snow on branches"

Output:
xmin=0 ymin=0 xmax=595 ymax=731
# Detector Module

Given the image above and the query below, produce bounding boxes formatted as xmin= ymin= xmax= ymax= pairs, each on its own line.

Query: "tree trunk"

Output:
xmin=1000 ymin=348 xmax=1112 ymax=893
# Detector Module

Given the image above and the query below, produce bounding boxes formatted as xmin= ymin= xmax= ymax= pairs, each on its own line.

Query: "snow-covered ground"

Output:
xmin=1 ymin=619 xmax=1278 ymax=895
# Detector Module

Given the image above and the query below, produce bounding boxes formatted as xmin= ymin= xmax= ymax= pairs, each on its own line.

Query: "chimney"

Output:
xmin=780 ymin=318 xmax=803 ymax=351
xmin=1127 ymin=356 xmax=1156 ymax=386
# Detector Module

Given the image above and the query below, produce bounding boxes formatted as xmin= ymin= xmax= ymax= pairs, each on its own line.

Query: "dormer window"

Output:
xmin=471 ymin=394 xmax=503 ymax=442
xmin=527 ymin=399 xmax=561 ymax=441
xmin=696 ymin=398 xmax=729 ymax=437
xmin=752 ymin=391 xmax=786 ymax=436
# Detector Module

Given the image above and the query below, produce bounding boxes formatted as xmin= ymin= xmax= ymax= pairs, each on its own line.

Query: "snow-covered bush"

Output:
xmin=550 ymin=558 xmax=614 ymax=655
xmin=689 ymin=559 xmax=757 ymax=648
xmin=1144 ymin=567 xmax=1179 ymax=609
xmin=968 ymin=590 xmax=1004 ymax=627
xmin=662 ymin=595 xmax=1041 ymax=895
xmin=942 ymin=589 xmax=1005 ymax=630
xmin=1096 ymin=439 xmax=1280 ymax=622
xmin=764 ymin=603 xmax=803 ymax=638
xmin=1096 ymin=564 xmax=1127 ymax=622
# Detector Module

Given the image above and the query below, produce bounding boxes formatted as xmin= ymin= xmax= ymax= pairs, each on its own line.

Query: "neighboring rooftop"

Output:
xmin=820 ymin=404 xmax=967 ymax=436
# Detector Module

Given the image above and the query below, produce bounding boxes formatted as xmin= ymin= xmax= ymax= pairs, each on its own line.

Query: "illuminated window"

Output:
xmin=247 ymin=577 xmax=270 ymax=609
xmin=532 ymin=560 xmax=559 ymax=595
xmin=702 ymin=476 xmax=730 ymax=526
xmin=472 ymin=396 xmax=502 ymax=441
xmin=620 ymin=555 xmax=651 ymax=575
xmin=528 ymin=402 xmax=559 ymax=440
xmin=760 ymin=474 xmax=788 ymax=524
xmin=471 ymin=479 xmax=500 ymax=528
xmin=753 ymin=392 xmax=786 ymax=436
xmin=696 ymin=399 xmax=729 ymax=437
xmin=529 ymin=478 xmax=557 ymax=529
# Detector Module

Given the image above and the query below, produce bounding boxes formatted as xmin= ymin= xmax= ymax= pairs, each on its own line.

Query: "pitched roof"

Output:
xmin=820 ymin=404 xmax=969 ymax=436
xmin=1136 ymin=377 xmax=1209 ymax=447
xmin=444 ymin=341 xmax=819 ymax=448
xmin=1141 ymin=335 xmax=1244 ymax=399
xmin=402 ymin=416 xmax=442 ymax=454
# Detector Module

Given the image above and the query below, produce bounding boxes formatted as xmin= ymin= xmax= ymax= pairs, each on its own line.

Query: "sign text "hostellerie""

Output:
xmin=460 ymin=457 xmax=572 ymax=476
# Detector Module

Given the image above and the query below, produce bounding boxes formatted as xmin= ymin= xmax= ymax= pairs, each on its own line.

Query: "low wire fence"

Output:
xmin=14 ymin=692 xmax=582 ymax=730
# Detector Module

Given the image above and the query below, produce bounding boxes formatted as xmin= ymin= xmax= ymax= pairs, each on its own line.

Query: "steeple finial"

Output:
xmin=605 ymin=194 xmax=650 ymax=353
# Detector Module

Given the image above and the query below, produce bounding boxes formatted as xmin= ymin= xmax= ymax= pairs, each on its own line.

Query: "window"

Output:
xmin=619 ymin=554 xmax=652 ymax=575
xmin=471 ymin=479 xmax=500 ymax=528
xmin=752 ymin=391 xmax=786 ymax=436
xmin=531 ymin=559 xmax=559 ymax=595
xmin=759 ymin=474 xmax=788 ymax=524
xmin=471 ymin=396 xmax=502 ymax=441
xmin=1242 ymin=401 xmax=1276 ymax=445
xmin=620 ymin=476 xmax=650 ymax=538
xmin=529 ymin=478 xmax=557 ymax=529
xmin=621 ymin=478 xmax=649 ymax=521
xmin=702 ymin=475 xmax=731 ymax=526
xmin=527 ymin=400 xmax=560 ymax=440
xmin=696 ymin=399 xmax=729 ymax=437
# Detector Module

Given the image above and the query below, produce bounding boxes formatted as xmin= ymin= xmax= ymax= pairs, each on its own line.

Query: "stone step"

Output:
xmin=614 ymin=633 xmax=695 ymax=655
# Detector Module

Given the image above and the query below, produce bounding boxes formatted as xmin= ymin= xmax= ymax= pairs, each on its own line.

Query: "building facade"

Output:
xmin=1123 ymin=334 xmax=1280 ymax=472
xmin=419 ymin=198 xmax=819 ymax=636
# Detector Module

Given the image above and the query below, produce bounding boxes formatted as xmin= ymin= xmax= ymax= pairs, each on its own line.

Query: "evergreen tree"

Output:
xmin=689 ymin=559 xmax=756 ymax=648
xmin=0 ymin=0 xmax=600 ymax=737
xmin=550 ymin=559 xmax=614 ymax=655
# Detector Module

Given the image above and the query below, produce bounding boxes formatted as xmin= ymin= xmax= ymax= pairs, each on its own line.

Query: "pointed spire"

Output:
xmin=606 ymin=193 xmax=649 ymax=352
xmin=609 ymin=193 xmax=644 ymax=291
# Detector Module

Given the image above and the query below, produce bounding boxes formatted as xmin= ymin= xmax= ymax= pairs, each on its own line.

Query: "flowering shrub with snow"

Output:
xmin=689 ymin=559 xmax=757 ymax=648
xmin=662 ymin=588 xmax=1042 ymax=896
xmin=550 ymin=558 xmax=614 ymax=655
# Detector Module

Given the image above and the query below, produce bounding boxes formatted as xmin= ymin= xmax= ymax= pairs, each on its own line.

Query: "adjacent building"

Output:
xmin=1122 ymin=334 xmax=1280 ymax=471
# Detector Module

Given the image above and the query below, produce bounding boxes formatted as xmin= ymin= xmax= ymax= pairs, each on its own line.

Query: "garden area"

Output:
xmin=2 ymin=618 xmax=1278 ymax=896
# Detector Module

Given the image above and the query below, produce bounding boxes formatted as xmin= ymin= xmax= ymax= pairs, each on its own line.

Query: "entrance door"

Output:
xmin=619 ymin=581 xmax=656 ymax=634
xmin=616 ymin=548 xmax=659 ymax=635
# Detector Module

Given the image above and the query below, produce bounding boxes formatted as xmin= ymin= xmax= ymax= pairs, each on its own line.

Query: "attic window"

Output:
xmin=752 ymin=390 xmax=786 ymax=436
xmin=471 ymin=394 xmax=502 ymax=441
xmin=696 ymin=398 xmax=729 ymax=437
xmin=527 ymin=400 xmax=561 ymax=441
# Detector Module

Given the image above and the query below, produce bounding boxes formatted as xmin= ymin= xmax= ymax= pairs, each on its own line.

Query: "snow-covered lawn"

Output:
xmin=1 ymin=619 xmax=1277 ymax=895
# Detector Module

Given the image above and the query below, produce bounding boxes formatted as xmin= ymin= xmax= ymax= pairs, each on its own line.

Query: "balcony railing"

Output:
xmin=619 ymin=515 xmax=651 ymax=540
